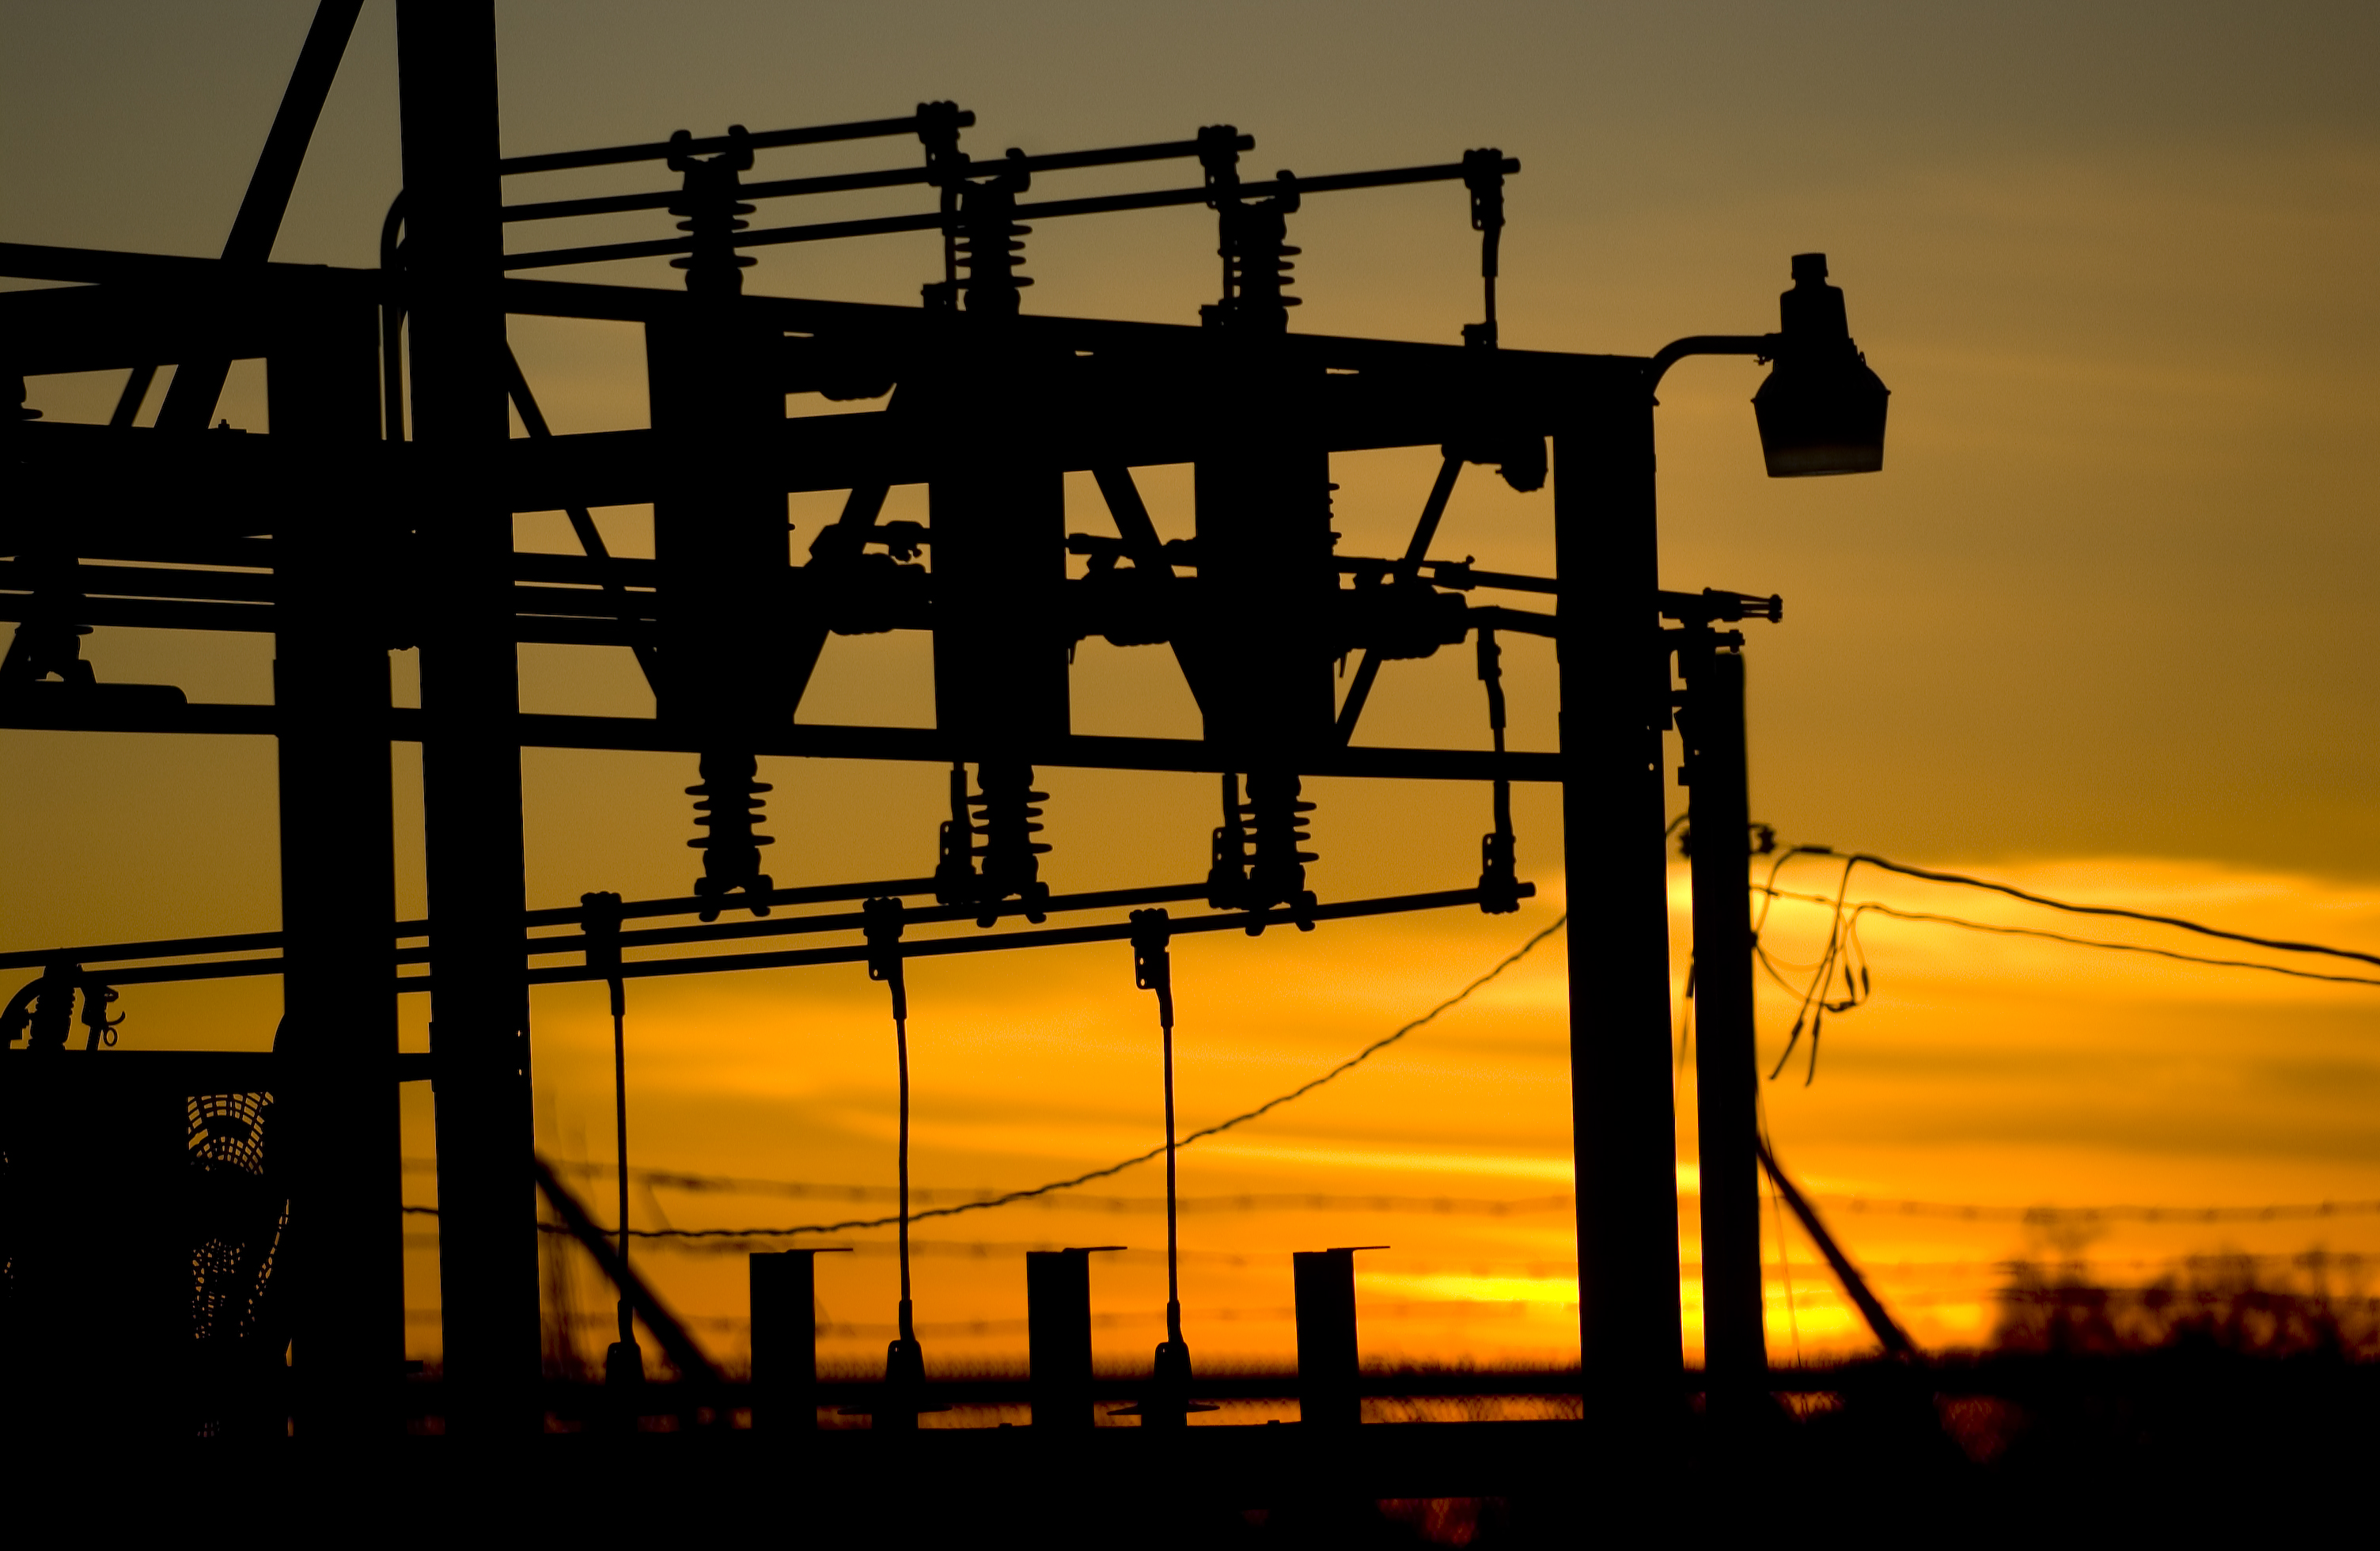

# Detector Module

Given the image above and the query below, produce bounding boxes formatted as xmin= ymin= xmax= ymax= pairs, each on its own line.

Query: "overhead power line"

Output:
xmin=1782 ymin=848 xmax=2380 ymax=974
xmin=1738 ymin=844 xmax=2380 ymax=1083
xmin=1756 ymin=887 xmax=2380 ymax=991
xmin=1820 ymin=1197 xmax=2380 ymax=1226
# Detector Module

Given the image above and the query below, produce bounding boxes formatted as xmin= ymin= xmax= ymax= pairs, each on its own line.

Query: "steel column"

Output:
xmin=927 ymin=336 xmax=1071 ymax=750
xmin=646 ymin=313 xmax=794 ymax=733
xmin=1682 ymin=647 xmax=1764 ymax=1392
xmin=1191 ymin=346 xmax=1335 ymax=756
xmin=750 ymin=1248 xmax=836 ymax=1431
xmin=1552 ymin=392 xmax=1685 ymax=1401
xmin=267 ymin=293 xmax=400 ymax=1435
xmin=1292 ymin=1248 xmax=1365 ymax=1428
xmin=396 ymin=0 xmax=538 ymax=1435
xmin=1025 ymin=1247 xmax=1110 ymax=1429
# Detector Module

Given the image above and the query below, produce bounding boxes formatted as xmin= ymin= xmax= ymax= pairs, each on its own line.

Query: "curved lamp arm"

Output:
xmin=1647 ymin=332 xmax=1783 ymax=392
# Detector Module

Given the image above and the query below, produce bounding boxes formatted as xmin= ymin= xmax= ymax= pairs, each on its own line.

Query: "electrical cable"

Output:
xmin=1733 ymin=842 xmax=2380 ymax=1087
xmin=897 ymin=1007 xmax=912 ymax=1319
xmin=1758 ymin=885 xmax=2380 ymax=991
xmin=1777 ymin=847 xmax=2380 ymax=973
xmin=491 ymin=912 xmax=1566 ymax=1241
xmin=612 ymin=995 xmax=634 ymax=1355
xmin=1161 ymin=957 xmax=1181 ymax=1334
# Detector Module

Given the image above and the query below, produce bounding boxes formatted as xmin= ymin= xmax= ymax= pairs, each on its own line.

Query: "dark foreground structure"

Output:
xmin=2 ymin=0 xmax=1938 ymax=1500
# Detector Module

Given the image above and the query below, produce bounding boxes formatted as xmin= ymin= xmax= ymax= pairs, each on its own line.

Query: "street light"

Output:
xmin=1646 ymin=251 xmax=1891 ymax=478
xmin=1751 ymin=252 xmax=1890 ymax=476
xmin=1628 ymin=252 xmax=1890 ymax=1409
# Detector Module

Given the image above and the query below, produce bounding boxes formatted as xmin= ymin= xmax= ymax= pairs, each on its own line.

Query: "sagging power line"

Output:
xmin=1727 ymin=844 xmax=2380 ymax=1084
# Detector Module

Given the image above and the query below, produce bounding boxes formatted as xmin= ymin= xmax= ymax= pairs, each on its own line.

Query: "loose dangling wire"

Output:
xmin=582 ymin=891 xmax=642 ymax=1390
xmin=1758 ymin=854 xmax=1872 ymax=1086
xmin=856 ymin=894 xmax=928 ymax=1427
xmin=1131 ymin=909 xmax=1181 ymax=1329
xmin=862 ymin=897 xmax=913 ymax=1338
xmin=1123 ymin=908 xmax=1214 ymax=1423
xmin=853 ymin=897 xmax=943 ymax=1424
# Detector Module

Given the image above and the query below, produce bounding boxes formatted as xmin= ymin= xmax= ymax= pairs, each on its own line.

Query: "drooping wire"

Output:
xmin=580 ymin=891 xmax=641 ymax=1380
xmin=1765 ymin=855 xmax=1857 ymax=1084
xmin=666 ymin=912 xmax=1568 ymax=1238
xmin=862 ymin=897 xmax=915 ymax=1344
xmin=896 ymin=1011 xmax=912 ymax=1319
xmin=612 ymin=991 xmax=631 ymax=1340
xmin=1164 ymin=1004 xmax=1178 ymax=1327
xmin=1130 ymin=909 xmax=1184 ymax=1346
xmin=1763 ymin=886 xmax=2380 ymax=991
xmin=1747 ymin=840 xmax=2380 ymax=1089
xmin=1778 ymin=846 xmax=2380 ymax=973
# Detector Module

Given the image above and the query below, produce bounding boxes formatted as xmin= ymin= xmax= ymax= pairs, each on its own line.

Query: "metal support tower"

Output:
xmin=1555 ymin=394 xmax=1688 ymax=1402
xmin=396 ymin=0 xmax=540 ymax=1435
xmin=268 ymin=290 xmax=402 ymax=1434
xmin=1683 ymin=645 xmax=1763 ymax=1396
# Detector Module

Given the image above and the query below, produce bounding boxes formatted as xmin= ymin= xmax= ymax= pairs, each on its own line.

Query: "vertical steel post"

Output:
xmin=646 ymin=313 xmax=793 ymax=734
xmin=927 ymin=335 xmax=1071 ymax=753
xmin=1025 ymin=1247 xmax=1110 ymax=1429
xmin=1292 ymin=1248 xmax=1367 ymax=1428
xmin=1191 ymin=344 xmax=1334 ymax=756
xmin=750 ymin=1248 xmax=836 ymax=1432
xmin=1552 ymin=387 xmax=1686 ymax=1401
xmin=267 ymin=286 xmax=400 ymax=1435
xmin=396 ymin=0 xmax=537 ymax=1435
xmin=1682 ymin=647 xmax=1764 ymax=1392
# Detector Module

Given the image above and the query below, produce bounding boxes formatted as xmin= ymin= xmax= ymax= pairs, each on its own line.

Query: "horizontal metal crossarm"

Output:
xmin=0 ymin=874 xmax=946 ymax=975
xmin=495 ymin=109 xmax=977 ymax=176
xmin=507 ymin=881 xmax=1220 ymax=962
xmin=499 ymin=884 xmax=1533 ymax=992
xmin=13 ymin=882 xmax=1528 ymax=991
xmin=502 ymin=133 xmax=1256 ymax=223
xmin=0 ymin=699 xmax=1560 ymax=780
xmin=502 ymin=157 xmax=1521 ymax=272
xmin=0 ymin=254 xmax=1639 ymax=388
xmin=0 ymin=240 xmax=379 ymax=290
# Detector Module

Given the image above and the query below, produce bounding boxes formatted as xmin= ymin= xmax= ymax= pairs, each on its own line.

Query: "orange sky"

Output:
xmin=6 ymin=2 xmax=2380 ymax=1385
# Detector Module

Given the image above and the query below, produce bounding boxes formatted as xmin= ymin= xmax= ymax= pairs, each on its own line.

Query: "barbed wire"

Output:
xmin=407 ymin=1191 xmax=2380 ymax=1237
xmin=463 ymin=1160 xmax=1580 ymax=1217
xmin=417 ymin=1220 xmax=2380 ymax=1290
xmin=407 ymin=1299 xmax=1556 ymax=1333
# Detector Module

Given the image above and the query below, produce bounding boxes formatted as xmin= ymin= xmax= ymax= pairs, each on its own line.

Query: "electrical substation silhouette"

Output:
xmin=2 ymin=0 xmax=1904 ymax=1496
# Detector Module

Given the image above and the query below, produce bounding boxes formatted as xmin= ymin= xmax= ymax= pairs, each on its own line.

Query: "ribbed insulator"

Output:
xmin=968 ymin=761 xmax=1052 ymax=923
xmin=686 ymin=750 xmax=774 ymax=921
xmin=1243 ymin=770 xmax=1317 ymax=916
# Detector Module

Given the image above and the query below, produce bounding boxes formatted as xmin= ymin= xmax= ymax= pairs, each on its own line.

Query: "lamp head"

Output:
xmin=1750 ymin=252 xmax=1889 ymax=476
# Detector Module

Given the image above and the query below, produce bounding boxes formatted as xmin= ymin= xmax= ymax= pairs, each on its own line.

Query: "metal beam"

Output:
xmin=1554 ymin=390 xmax=1685 ymax=1408
xmin=396 ymin=0 xmax=537 ymax=1436
xmin=1683 ymin=645 xmax=1764 ymax=1403
xmin=0 ymin=698 xmax=1562 ymax=781
xmin=265 ymin=286 xmax=400 ymax=1437
xmin=153 ymin=0 xmax=366 ymax=433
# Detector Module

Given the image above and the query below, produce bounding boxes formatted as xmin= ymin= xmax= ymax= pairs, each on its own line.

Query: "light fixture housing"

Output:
xmin=1751 ymin=252 xmax=1889 ymax=476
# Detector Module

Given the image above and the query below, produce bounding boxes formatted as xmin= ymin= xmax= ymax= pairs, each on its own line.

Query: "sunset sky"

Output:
xmin=6 ymin=2 xmax=2379 ymax=1387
